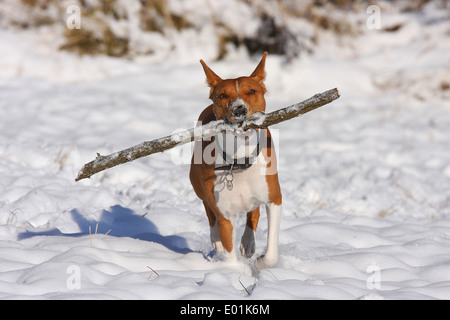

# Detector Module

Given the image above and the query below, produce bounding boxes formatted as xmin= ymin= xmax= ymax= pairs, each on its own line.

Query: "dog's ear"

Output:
xmin=200 ymin=59 xmax=222 ymax=88
xmin=250 ymin=51 xmax=268 ymax=83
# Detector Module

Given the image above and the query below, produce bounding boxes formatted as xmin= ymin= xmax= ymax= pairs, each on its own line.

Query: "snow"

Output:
xmin=1 ymin=1 xmax=450 ymax=300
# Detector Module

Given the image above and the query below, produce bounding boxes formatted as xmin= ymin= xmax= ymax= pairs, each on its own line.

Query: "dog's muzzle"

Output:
xmin=232 ymin=105 xmax=248 ymax=119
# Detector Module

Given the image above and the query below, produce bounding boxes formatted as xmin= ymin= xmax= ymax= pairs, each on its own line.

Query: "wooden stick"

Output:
xmin=75 ymin=88 xmax=340 ymax=181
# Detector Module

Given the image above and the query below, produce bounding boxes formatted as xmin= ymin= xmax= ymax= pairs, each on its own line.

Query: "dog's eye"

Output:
xmin=248 ymin=89 xmax=256 ymax=95
xmin=219 ymin=93 xmax=228 ymax=99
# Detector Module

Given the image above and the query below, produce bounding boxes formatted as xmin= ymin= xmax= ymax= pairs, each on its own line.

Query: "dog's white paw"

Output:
xmin=212 ymin=240 xmax=225 ymax=254
xmin=254 ymin=254 xmax=278 ymax=270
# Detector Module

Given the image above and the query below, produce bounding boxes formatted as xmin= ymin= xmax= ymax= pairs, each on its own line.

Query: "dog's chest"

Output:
xmin=213 ymin=154 xmax=269 ymax=218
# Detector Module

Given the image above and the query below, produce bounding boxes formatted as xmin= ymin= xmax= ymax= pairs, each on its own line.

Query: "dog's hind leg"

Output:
xmin=240 ymin=207 xmax=260 ymax=258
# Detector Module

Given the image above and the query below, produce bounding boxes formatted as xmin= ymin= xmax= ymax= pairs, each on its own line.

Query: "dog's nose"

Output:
xmin=232 ymin=105 xmax=248 ymax=118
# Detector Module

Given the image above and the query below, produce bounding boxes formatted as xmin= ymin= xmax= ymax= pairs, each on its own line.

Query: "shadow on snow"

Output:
xmin=18 ymin=204 xmax=193 ymax=254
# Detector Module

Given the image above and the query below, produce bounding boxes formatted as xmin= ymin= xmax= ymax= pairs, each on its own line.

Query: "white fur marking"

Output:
xmin=231 ymin=98 xmax=246 ymax=109
xmin=213 ymin=151 xmax=269 ymax=219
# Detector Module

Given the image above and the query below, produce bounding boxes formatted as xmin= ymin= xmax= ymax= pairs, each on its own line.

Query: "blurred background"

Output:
xmin=1 ymin=0 xmax=447 ymax=73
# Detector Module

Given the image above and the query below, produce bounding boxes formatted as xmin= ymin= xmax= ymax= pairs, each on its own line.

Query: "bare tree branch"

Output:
xmin=75 ymin=88 xmax=340 ymax=181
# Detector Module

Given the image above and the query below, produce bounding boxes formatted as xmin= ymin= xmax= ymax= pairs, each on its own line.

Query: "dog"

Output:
xmin=190 ymin=52 xmax=282 ymax=269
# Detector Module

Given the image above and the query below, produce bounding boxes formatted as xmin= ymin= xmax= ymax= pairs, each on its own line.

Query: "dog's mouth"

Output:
xmin=224 ymin=116 xmax=245 ymax=125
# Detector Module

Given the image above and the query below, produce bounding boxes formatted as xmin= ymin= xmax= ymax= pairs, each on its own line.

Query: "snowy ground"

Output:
xmin=1 ymin=3 xmax=450 ymax=300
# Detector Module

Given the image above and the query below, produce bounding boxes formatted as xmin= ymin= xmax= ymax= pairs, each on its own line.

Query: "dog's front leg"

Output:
xmin=255 ymin=202 xmax=281 ymax=269
xmin=210 ymin=221 xmax=224 ymax=253
xmin=203 ymin=203 xmax=224 ymax=253
xmin=211 ymin=215 xmax=239 ymax=262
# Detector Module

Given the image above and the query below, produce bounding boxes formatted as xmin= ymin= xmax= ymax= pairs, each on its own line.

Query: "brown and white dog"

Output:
xmin=190 ymin=52 xmax=282 ymax=269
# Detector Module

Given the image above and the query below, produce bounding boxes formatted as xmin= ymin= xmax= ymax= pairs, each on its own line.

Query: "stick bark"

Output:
xmin=75 ymin=88 xmax=340 ymax=181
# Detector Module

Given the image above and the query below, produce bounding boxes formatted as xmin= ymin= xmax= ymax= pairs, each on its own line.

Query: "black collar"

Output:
xmin=214 ymin=150 xmax=259 ymax=171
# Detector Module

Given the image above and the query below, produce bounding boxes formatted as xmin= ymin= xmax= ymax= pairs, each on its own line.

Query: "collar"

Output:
xmin=214 ymin=150 xmax=259 ymax=171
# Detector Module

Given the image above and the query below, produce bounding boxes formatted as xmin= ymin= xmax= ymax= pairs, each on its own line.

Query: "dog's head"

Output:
xmin=200 ymin=52 xmax=268 ymax=124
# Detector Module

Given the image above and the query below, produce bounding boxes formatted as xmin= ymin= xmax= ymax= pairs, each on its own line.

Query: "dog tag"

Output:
xmin=225 ymin=172 xmax=233 ymax=191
